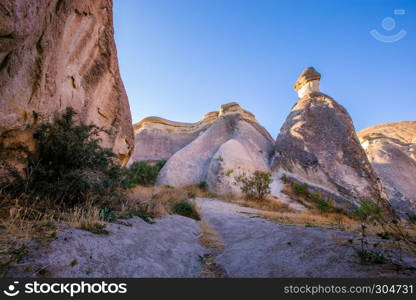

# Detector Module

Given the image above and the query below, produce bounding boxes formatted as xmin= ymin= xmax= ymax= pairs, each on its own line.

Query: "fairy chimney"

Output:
xmin=294 ymin=67 xmax=321 ymax=98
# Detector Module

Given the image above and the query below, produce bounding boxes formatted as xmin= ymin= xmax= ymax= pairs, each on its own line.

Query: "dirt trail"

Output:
xmin=12 ymin=198 xmax=415 ymax=278
xmin=196 ymin=198 xmax=414 ymax=277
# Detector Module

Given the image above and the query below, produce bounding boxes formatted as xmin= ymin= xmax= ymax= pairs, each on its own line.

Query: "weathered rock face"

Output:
xmin=358 ymin=122 xmax=416 ymax=214
xmin=272 ymin=68 xmax=383 ymax=207
xmin=139 ymin=102 xmax=275 ymax=196
xmin=128 ymin=112 xmax=218 ymax=164
xmin=0 ymin=0 xmax=134 ymax=165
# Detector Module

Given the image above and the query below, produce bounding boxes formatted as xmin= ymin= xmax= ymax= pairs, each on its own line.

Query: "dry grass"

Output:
xmin=64 ymin=204 xmax=108 ymax=235
xmin=0 ymin=193 xmax=57 ymax=276
xmin=259 ymin=210 xmax=359 ymax=231
xmin=122 ymin=184 xmax=210 ymax=218
xmin=199 ymin=221 xmax=225 ymax=250
xmin=221 ymin=195 xmax=295 ymax=213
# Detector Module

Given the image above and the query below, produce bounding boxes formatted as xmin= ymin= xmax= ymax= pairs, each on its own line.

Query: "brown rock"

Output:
xmin=272 ymin=68 xmax=383 ymax=207
xmin=293 ymin=67 xmax=321 ymax=91
xmin=0 ymin=0 xmax=133 ymax=165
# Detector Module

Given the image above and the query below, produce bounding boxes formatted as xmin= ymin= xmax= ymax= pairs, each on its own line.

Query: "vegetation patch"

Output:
xmin=234 ymin=171 xmax=273 ymax=202
xmin=1 ymin=107 xmax=127 ymax=207
xmin=124 ymin=160 xmax=166 ymax=187
xmin=173 ymin=201 xmax=200 ymax=220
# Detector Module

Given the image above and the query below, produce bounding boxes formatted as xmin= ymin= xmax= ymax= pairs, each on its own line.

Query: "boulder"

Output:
xmin=0 ymin=0 xmax=133 ymax=165
xmin=358 ymin=122 xmax=416 ymax=214
xmin=272 ymin=68 xmax=383 ymax=207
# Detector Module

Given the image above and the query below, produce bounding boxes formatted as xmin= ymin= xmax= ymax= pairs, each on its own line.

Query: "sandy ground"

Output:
xmin=11 ymin=198 xmax=416 ymax=278
xmin=196 ymin=198 xmax=416 ymax=278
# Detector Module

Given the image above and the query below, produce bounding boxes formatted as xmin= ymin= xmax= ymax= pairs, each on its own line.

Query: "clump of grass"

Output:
xmin=0 ymin=192 xmax=57 ymax=276
xmin=69 ymin=259 xmax=78 ymax=267
xmin=99 ymin=206 xmax=117 ymax=222
xmin=356 ymin=249 xmax=385 ymax=264
xmin=198 ymin=181 xmax=209 ymax=190
xmin=173 ymin=201 xmax=200 ymax=220
xmin=283 ymin=180 xmax=343 ymax=214
xmin=66 ymin=204 xmax=108 ymax=235
xmin=222 ymin=196 xmax=294 ymax=213
xmin=407 ymin=214 xmax=416 ymax=224
xmin=353 ymin=200 xmax=381 ymax=222
xmin=199 ymin=221 xmax=225 ymax=249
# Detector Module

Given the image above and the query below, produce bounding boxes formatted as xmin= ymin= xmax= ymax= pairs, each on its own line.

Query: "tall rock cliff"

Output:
xmin=272 ymin=67 xmax=383 ymax=207
xmin=0 ymin=0 xmax=133 ymax=165
xmin=358 ymin=122 xmax=416 ymax=214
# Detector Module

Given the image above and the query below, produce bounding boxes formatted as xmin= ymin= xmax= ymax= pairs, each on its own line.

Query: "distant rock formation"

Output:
xmin=272 ymin=67 xmax=383 ymax=207
xmin=358 ymin=122 xmax=416 ymax=214
xmin=0 ymin=0 xmax=133 ymax=165
xmin=129 ymin=112 xmax=219 ymax=164
xmin=131 ymin=102 xmax=274 ymax=196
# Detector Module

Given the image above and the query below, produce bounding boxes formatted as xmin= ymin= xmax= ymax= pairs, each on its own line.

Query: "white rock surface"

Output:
xmin=14 ymin=216 xmax=206 ymax=278
xmin=358 ymin=122 xmax=416 ymax=214
xmin=156 ymin=103 xmax=275 ymax=197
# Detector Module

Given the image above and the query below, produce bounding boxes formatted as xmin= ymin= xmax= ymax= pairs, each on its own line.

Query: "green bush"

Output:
xmin=293 ymin=183 xmax=308 ymax=196
xmin=356 ymin=249 xmax=385 ymax=264
xmin=1 ymin=107 xmax=127 ymax=207
xmin=198 ymin=181 xmax=208 ymax=190
xmin=353 ymin=200 xmax=381 ymax=221
xmin=408 ymin=214 xmax=416 ymax=224
xmin=99 ymin=206 xmax=117 ymax=222
xmin=124 ymin=160 xmax=166 ymax=187
xmin=235 ymin=171 xmax=273 ymax=201
xmin=173 ymin=201 xmax=200 ymax=220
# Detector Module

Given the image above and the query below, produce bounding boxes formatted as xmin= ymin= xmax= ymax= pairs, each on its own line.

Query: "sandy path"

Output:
xmin=196 ymin=198 xmax=405 ymax=277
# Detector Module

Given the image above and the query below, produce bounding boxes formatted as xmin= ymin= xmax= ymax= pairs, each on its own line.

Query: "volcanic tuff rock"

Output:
xmin=358 ymin=122 xmax=416 ymax=214
xmin=272 ymin=67 xmax=383 ymax=207
xmin=0 ymin=0 xmax=133 ymax=165
xmin=133 ymin=102 xmax=275 ymax=196
xmin=128 ymin=112 xmax=219 ymax=164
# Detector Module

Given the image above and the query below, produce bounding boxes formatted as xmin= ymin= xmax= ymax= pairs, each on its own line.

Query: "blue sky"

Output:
xmin=114 ymin=0 xmax=415 ymax=138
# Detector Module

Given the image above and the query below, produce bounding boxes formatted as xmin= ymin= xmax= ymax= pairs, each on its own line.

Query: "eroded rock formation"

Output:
xmin=128 ymin=112 xmax=218 ymax=164
xmin=131 ymin=102 xmax=275 ymax=196
xmin=358 ymin=122 xmax=416 ymax=214
xmin=0 ymin=0 xmax=133 ymax=164
xmin=272 ymin=67 xmax=383 ymax=207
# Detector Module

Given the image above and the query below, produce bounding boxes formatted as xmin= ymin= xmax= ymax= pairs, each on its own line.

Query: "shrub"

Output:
xmin=1 ymin=107 xmax=127 ymax=207
xmin=353 ymin=200 xmax=381 ymax=222
xmin=293 ymin=183 xmax=308 ymax=196
xmin=124 ymin=160 xmax=166 ymax=187
xmin=235 ymin=171 xmax=273 ymax=201
xmin=356 ymin=249 xmax=385 ymax=264
xmin=173 ymin=201 xmax=200 ymax=220
xmin=408 ymin=214 xmax=416 ymax=224
xmin=99 ymin=206 xmax=117 ymax=222
xmin=198 ymin=181 xmax=208 ymax=190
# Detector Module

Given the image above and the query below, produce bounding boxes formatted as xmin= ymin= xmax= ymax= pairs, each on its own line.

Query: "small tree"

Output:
xmin=235 ymin=171 xmax=273 ymax=201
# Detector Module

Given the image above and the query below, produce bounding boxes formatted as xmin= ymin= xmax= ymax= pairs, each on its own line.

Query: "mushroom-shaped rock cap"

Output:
xmin=294 ymin=67 xmax=321 ymax=91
